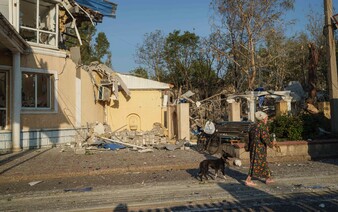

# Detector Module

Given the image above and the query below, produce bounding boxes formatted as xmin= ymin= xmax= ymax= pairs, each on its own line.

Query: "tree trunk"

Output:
xmin=248 ymin=32 xmax=256 ymax=90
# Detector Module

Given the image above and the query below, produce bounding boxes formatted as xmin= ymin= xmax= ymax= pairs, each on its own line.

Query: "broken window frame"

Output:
xmin=22 ymin=70 xmax=55 ymax=111
xmin=19 ymin=0 xmax=59 ymax=48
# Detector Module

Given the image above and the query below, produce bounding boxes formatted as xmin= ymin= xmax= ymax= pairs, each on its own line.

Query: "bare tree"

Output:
xmin=135 ymin=30 xmax=166 ymax=81
xmin=210 ymin=0 xmax=294 ymax=90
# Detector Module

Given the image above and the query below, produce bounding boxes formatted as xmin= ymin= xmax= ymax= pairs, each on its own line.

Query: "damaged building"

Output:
xmin=0 ymin=0 xmax=117 ymax=152
xmin=82 ymin=62 xmax=190 ymax=149
xmin=0 ymin=0 xmax=189 ymax=153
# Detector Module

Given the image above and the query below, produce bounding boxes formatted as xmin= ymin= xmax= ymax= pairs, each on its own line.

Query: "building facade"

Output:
xmin=0 ymin=0 xmax=116 ymax=152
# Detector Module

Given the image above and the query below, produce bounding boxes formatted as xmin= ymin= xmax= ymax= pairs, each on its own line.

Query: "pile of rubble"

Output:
xmin=113 ymin=122 xmax=168 ymax=146
xmin=73 ymin=122 xmax=189 ymax=154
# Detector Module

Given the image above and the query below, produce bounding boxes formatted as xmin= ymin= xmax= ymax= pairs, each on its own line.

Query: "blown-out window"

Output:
xmin=22 ymin=72 xmax=54 ymax=109
xmin=19 ymin=0 xmax=58 ymax=47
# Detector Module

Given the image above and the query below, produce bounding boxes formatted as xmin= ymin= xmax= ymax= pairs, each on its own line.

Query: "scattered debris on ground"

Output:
xmin=72 ymin=122 xmax=191 ymax=154
xmin=28 ymin=181 xmax=43 ymax=186
xmin=64 ymin=187 xmax=93 ymax=192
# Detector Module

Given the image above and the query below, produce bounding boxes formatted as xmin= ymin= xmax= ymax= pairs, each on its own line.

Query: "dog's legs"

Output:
xmin=214 ymin=169 xmax=218 ymax=180
xmin=199 ymin=171 xmax=208 ymax=181
xmin=198 ymin=173 xmax=202 ymax=181
xmin=222 ymin=167 xmax=226 ymax=179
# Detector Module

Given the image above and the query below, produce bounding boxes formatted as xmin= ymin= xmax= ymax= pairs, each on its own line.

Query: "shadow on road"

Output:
xmin=110 ymin=189 xmax=338 ymax=211
xmin=0 ymin=148 xmax=52 ymax=175
xmin=112 ymin=162 xmax=338 ymax=211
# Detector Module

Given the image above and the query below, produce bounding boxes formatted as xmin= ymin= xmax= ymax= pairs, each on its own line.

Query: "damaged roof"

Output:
xmin=75 ymin=0 xmax=117 ymax=18
xmin=117 ymin=73 xmax=172 ymax=90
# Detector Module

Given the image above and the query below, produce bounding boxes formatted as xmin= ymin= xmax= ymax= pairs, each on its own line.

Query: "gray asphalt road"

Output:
xmin=1 ymin=147 xmax=338 ymax=211
xmin=1 ymin=161 xmax=338 ymax=211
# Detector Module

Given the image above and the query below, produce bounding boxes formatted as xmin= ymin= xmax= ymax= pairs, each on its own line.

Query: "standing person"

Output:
xmin=245 ymin=111 xmax=275 ymax=186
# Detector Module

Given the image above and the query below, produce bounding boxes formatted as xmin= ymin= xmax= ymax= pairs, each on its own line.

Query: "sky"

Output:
xmin=97 ymin=0 xmax=338 ymax=73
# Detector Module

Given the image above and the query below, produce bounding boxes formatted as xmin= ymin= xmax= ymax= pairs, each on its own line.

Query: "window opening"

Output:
xmin=20 ymin=0 xmax=58 ymax=47
xmin=22 ymin=72 xmax=53 ymax=109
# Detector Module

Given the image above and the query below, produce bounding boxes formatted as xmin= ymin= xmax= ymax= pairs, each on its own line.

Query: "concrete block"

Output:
xmin=74 ymin=148 xmax=86 ymax=155
xmin=177 ymin=103 xmax=190 ymax=141
xmin=228 ymin=101 xmax=241 ymax=121
xmin=276 ymin=101 xmax=288 ymax=116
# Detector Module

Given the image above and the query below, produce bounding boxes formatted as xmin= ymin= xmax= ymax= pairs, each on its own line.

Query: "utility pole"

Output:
xmin=324 ymin=0 xmax=338 ymax=134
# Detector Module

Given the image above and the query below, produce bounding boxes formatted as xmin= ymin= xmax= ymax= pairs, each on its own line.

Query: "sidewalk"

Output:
xmin=0 ymin=146 xmax=207 ymax=182
xmin=1 ymin=145 xmax=338 ymax=182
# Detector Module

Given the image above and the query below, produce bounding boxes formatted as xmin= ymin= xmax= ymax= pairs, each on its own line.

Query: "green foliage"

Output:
xmin=105 ymin=51 xmax=113 ymax=69
xmin=190 ymin=59 xmax=219 ymax=99
xmin=130 ymin=67 xmax=149 ymax=79
xmin=299 ymin=113 xmax=319 ymax=139
xmin=270 ymin=113 xmax=333 ymax=141
xmin=78 ymin=22 xmax=96 ymax=65
xmin=61 ymin=21 xmax=111 ymax=66
xmin=270 ymin=115 xmax=303 ymax=140
xmin=164 ymin=30 xmax=200 ymax=90
xmin=93 ymin=32 xmax=111 ymax=64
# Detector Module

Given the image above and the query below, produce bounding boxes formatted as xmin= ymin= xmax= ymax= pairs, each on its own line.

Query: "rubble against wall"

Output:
xmin=112 ymin=122 xmax=168 ymax=147
xmin=77 ymin=122 xmax=187 ymax=153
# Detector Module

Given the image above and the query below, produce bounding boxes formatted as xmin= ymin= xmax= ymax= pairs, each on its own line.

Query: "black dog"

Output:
xmin=198 ymin=153 xmax=230 ymax=181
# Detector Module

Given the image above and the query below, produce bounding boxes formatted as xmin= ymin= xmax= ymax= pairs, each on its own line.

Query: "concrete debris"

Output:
xmin=181 ymin=90 xmax=195 ymax=99
xmin=182 ymin=146 xmax=190 ymax=150
xmin=112 ymin=123 xmax=169 ymax=147
xmin=82 ymin=61 xmax=130 ymax=102
xmin=75 ymin=122 xmax=189 ymax=153
xmin=64 ymin=187 xmax=93 ymax=192
xmin=153 ymin=144 xmax=167 ymax=150
xmin=80 ymin=122 xmax=113 ymax=147
xmin=28 ymin=181 xmax=43 ymax=186
xmin=138 ymin=149 xmax=154 ymax=153
xmin=233 ymin=159 xmax=242 ymax=167
xmin=74 ymin=148 xmax=86 ymax=155
xmin=165 ymin=144 xmax=177 ymax=151
xmin=85 ymin=146 xmax=99 ymax=150
xmin=93 ymin=122 xmax=105 ymax=135
xmin=165 ymin=139 xmax=186 ymax=151
xmin=99 ymin=136 xmax=147 ymax=150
